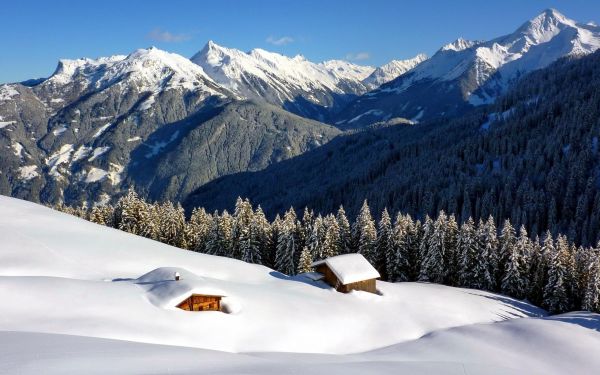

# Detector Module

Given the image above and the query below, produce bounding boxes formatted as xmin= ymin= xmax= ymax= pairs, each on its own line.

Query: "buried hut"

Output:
xmin=137 ymin=267 xmax=227 ymax=312
xmin=311 ymin=253 xmax=380 ymax=294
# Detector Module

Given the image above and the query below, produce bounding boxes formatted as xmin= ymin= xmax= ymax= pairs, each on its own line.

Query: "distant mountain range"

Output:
xmin=335 ymin=9 xmax=600 ymax=128
xmin=1 ymin=8 xmax=599 ymax=215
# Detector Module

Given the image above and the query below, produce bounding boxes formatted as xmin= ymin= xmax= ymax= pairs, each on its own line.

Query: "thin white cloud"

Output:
xmin=147 ymin=28 xmax=191 ymax=43
xmin=345 ymin=52 xmax=370 ymax=61
xmin=266 ymin=36 xmax=294 ymax=46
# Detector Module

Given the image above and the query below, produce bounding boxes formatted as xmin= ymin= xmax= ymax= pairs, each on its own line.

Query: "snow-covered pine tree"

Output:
xmin=264 ymin=214 xmax=282 ymax=268
xmin=322 ymin=214 xmax=341 ymax=259
xmin=529 ymin=232 xmax=553 ymax=306
xmin=308 ymin=215 xmax=326 ymax=260
xmin=458 ymin=218 xmax=480 ymax=288
xmin=387 ymin=213 xmax=404 ymax=282
xmin=336 ymin=206 xmax=352 ymax=254
xmin=498 ymin=220 xmax=517 ymax=287
xmin=407 ymin=217 xmax=423 ymax=280
xmin=275 ymin=209 xmax=298 ymax=275
xmin=114 ymin=189 xmax=146 ymax=236
xmin=418 ymin=216 xmax=434 ymax=281
xmin=444 ymin=214 xmax=459 ymax=286
xmin=232 ymin=198 xmax=254 ymax=260
xmin=501 ymin=225 xmax=529 ymax=299
xmin=156 ymin=202 xmax=186 ymax=248
xmin=543 ymin=235 xmax=575 ymax=313
xmin=187 ymin=207 xmax=211 ymax=252
xmin=89 ymin=204 xmax=114 ymax=227
xmin=353 ymin=200 xmax=377 ymax=264
xmin=582 ymin=255 xmax=600 ymax=313
xmin=240 ymin=219 xmax=263 ymax=265
xmin=419 ymin=213 xmax=446 ymax=283
xmin=375 ymin=208 xmax=393 ymax=279
xmin=297 ymin=246 xmax=314 ymax=274
xmin=204 ymin=210 xmax=233 ymax=257
xmin=479 ymin=216 xmax=499 ymax=291
xmin=253 ymin=206 xmax=272 ymax=263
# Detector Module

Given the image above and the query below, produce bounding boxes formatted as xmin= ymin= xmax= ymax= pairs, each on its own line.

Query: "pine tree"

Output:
xmin=308 ymin=215 xmax=326 ymax=260
xmin=297 ymin=246 xmax=314 ymax=274
xmin=501 ymin=226 xmax=529 ymax=299
xmin=322 ymin=214 xmax=341 ymax=259
xmin=498 ymin=220 xmax=517 ymax=287
xmin=419 ymin=214 xmax=446 ymax=283
xmin=582 ymin=256 xmax=600 ymax=313
xmin=89 ymin=204 xmax=114 ymax=227
xmin=232 ymin=198 xmax=254 ymax=260
xmin=336 ymin=206 xmax=352 ymax=254
xmin=444 ymin=214 xmax=460 ymax=286
xmin=353 ymin=200 xmax=377 ymax=264
xmin=275 ymin=209 xmax=297 ymax=275
xmin=458 ymin=218 xmax=480 ymax=288
xmin=375 ymin=208 xmax=393 ymax=279
xmin=240 ymin=219 xmax=263 ymax=264
xmin=479 ymin=216 xmax=499 ymax=291
xmin=543 ymin=235 xmax=574 ymax=313
xmin=187 ymin=207 xmax=211 ymax=252
xmin=205 ymin=210 xmax=233 ymax=257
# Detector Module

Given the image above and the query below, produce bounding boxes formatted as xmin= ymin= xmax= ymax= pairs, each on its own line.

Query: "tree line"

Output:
xmin=55 ymin=190 xmax=600 ymax=314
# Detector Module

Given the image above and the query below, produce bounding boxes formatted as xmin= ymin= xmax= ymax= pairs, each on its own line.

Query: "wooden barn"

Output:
xmin=176 ymin=294 xmax=223 ymax=312
xmin=311 ymin=254 xmax=380 ymax=294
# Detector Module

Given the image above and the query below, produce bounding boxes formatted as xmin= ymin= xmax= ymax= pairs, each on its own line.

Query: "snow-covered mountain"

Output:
xmin=362 ymin=53 xmax=428 ymax=89
xmin=191 ymin=40 xmax=378 ymax=121
xmin=337 ymin=9 xmax=600 ymax=128
xmin=1 ymin=196 xmax=599 ymax=374
xmin=0 ymin=46 xmax=340 ymax=206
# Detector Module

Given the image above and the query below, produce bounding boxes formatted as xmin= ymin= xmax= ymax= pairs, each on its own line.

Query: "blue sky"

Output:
xmin=1 ymin=0 xmax=599 ymax=83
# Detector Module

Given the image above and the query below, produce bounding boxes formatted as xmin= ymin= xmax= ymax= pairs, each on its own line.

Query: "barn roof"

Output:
xmin=312 ymin=254 xmax=380 ymax=285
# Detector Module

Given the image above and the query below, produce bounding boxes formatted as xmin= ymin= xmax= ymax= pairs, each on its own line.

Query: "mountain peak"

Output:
xmin=441 ymin=38 xmax=479 ymax=52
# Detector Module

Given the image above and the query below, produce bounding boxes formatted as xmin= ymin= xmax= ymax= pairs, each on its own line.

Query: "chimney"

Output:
xmin=174 ymin=272 xmax=181 ymax=281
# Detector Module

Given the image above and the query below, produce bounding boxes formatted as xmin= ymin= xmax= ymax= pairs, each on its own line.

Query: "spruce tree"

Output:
xmin=353 ymin=200 xmax=377 ymax=264
xmin=336 ymin=206 xmax=352 ymax=254
xmin=275 ymin=209 xmax=298 ymax=275
xmin=419 ymin=214 xmax=446 ymax=283
xmin=458 ymin=218 xmax=480 ymax=288
xmin=582 ymin=256 xmax=600 ymax=313
xmin=322 ymin=214 xmax=341 ymax=259
xmin=375 ymin=208 xmax=393 ymax=279
xmin=543 ymin=235 xmax=574 ymax=313
xmin=297 ymin=246 xmax=314 ymax=274
xmin=501 ymin=226 xmax=529 ymax=299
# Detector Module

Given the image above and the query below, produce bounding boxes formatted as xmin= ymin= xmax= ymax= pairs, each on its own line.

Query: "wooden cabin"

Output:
xmin=312 ymin=254 xmax=380 ymax=294
xmin=176 ymin=294 xmax=223 ymax=311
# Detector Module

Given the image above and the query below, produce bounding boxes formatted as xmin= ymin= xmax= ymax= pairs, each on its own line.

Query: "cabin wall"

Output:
xmin=176 ymin=295 xmax=221 ymax=311
xmin=339 ymin=279 xmax=377 ymax=294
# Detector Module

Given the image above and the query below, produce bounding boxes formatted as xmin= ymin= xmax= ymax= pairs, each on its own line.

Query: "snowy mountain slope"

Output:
xmin=337 ymin=9 xmax=600 ymax=128
xmin=1 ymin=196 xmax=599 ymax=374
xmin=191 ymin=41 xmax=378 ymax=121
xmin=0 ymin=195 xmax=545 ymax=354
xmin=3 ymin=313 xmax=599 ymax=375
xmin=362 ymin=54 xmax=428 ymax=89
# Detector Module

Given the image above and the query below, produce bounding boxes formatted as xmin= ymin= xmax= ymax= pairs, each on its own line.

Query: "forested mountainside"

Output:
xmin=186 ymin=51 xmax=600 ymax=246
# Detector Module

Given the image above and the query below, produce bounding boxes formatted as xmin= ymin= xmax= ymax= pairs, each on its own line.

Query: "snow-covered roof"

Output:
xmin=136 ymin=267 xmax=226 ymax=308
xmin=300 ymin=272 xmax=325 ymax=282
xmin=312 ymin=254 xmax=380 ymax=285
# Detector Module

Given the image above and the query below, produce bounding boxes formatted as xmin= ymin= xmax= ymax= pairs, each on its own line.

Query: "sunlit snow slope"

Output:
xmin=0 ymin=196 xmax=599 ymax=374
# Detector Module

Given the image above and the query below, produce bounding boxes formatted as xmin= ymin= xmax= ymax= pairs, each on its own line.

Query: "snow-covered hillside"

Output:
xmin=1 ymin=196 xmax=599 ymax=374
